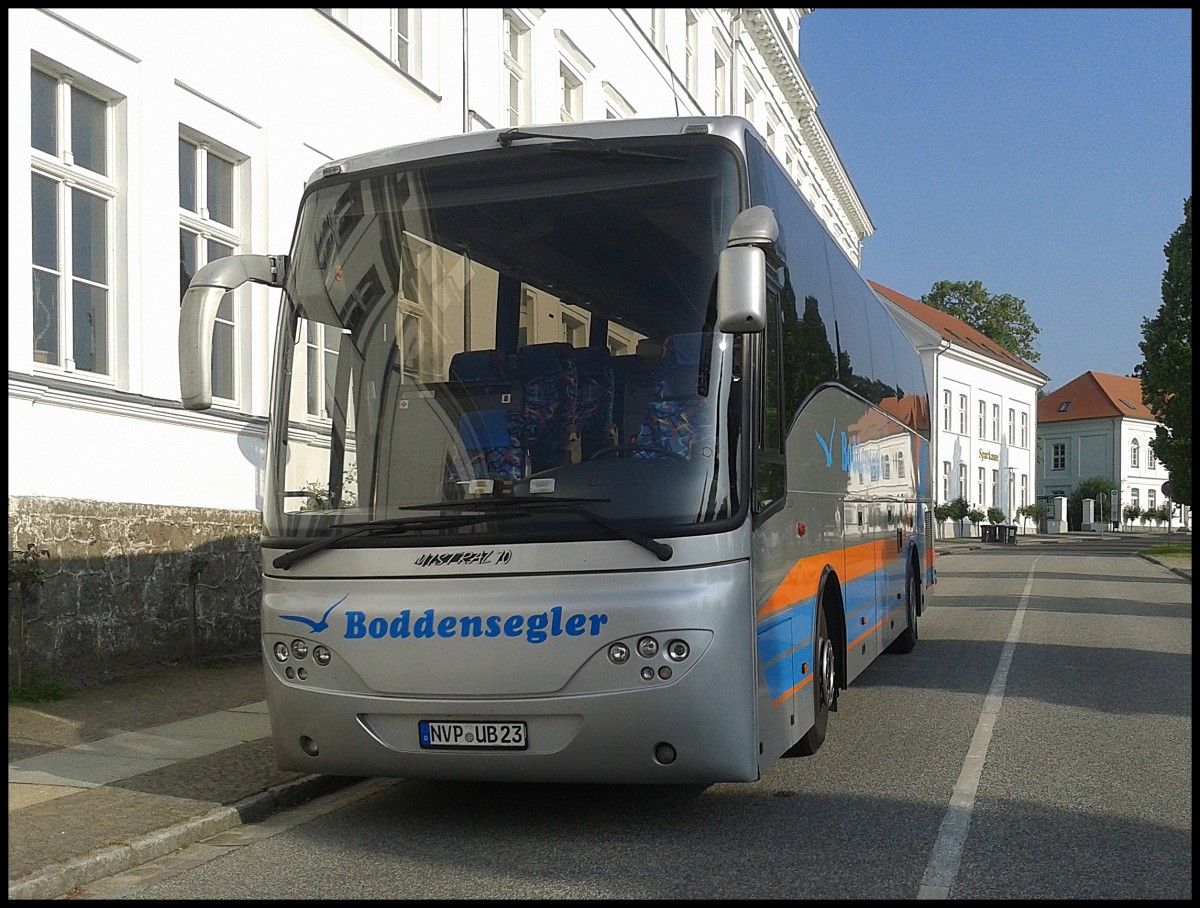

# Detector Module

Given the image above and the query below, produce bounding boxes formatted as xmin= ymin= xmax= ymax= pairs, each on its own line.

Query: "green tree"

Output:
xmin=1136 ymin=196 xmax=1191 ymax=507
xmin=922 ymin=279 xmax=1041 ymax=363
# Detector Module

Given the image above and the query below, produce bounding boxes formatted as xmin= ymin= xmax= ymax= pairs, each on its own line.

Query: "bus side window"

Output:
xmin=755 ymin=277 xmax=785 ymax=514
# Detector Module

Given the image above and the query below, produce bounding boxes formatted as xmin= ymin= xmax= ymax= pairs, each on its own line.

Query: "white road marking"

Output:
xmin=917 ymin=558 xmax=1039 ymax=899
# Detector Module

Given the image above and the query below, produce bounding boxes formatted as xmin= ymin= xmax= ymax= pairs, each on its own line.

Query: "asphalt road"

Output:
xmin=73 ymin=535 xmax=1192 ymax=900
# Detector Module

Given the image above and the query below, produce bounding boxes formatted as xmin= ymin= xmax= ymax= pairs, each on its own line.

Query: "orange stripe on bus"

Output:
xmin=758 ymin=537 xmax=902 ymax=619
xmin=771 ymin=671 xmax=812 ymax=705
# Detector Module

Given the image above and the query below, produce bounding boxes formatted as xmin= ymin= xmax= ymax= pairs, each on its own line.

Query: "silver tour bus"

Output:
xmin=179 ymin=116 xmax=935 ymax=784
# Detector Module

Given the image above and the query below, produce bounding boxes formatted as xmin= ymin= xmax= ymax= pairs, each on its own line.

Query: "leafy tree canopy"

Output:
xmin=922 ymin=279 xmax=1041 ymax=363
xmin=1136 ymin=195 xmax=1191 ymax=507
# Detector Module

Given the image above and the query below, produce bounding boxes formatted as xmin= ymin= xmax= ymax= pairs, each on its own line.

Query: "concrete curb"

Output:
xmin=1140 ymin=554 xmax=1192 ymax=582
xmin=7 ymin=773 xmax=362 ymax=900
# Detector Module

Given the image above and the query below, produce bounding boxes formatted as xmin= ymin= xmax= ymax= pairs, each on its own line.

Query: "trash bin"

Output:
xmin=982 ymin=525 xmax=997 ymax=543
xmin=1002 ymin=525 xmax=1017 ymax=544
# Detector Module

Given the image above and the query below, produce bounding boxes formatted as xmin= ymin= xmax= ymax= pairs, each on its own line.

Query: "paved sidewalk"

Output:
xmin=7 ymin=658 xmax=362 ymax=900
xmin=7 ymin=532 xmax=1187 ymax=900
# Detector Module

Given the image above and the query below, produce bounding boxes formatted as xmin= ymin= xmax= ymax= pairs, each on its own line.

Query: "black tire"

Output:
xmin=786 ymin=603 xmax=836 ymax=757
xmin=886 ymin=568 xmax=919 ymax=655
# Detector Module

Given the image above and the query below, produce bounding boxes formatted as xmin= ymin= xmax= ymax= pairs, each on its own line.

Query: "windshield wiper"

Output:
xmin=400 ymin=497 xmax=673 ymax=562
xmin=495 ymin=129 xmax=684 ymax=163
xmin=272 ymin=514 xmax=499 ymax=571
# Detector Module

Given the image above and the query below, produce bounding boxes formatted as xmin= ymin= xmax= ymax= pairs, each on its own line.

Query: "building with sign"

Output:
xmin=1037 ymin=371 xmax=1189 ymax=530
xmin=869 ymin=282 xmax=1049 ymax=534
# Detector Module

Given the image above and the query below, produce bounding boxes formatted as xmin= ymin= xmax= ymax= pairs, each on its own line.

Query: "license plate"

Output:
xmin=418 ymin=720 xmax=527 ymax=750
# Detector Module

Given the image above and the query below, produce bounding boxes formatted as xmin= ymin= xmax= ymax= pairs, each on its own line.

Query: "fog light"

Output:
xmin=273 ymin=642 xmax=289 ymax=662
xmin=291 ymin=639 xmax=309 ymax=660
xmin=636 ymin=636 xmax=659 ymax=658
xmin=608 ymin=642 xmax=630 ymax=664
xmin=300 ymin=736 xmax=319 ymax=757
xmin=640 ymin=666 xmax=655 ymax=681
xmin=313 ymin=645 xmax=331 ymax=666
xmin=665 ymin=639 xmax=689 ymax=661
xmin=654 ymin=742 xmax=677 ymax=765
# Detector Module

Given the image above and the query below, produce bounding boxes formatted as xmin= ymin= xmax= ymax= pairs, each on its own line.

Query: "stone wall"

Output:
xmin=8 ymin=496 xmax=261 ymax=688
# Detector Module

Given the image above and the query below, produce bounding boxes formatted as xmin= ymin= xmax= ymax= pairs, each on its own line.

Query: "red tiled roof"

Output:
xmin=1037 ymin=371 xmax=1155 ymax=423
xmin=868 ymin=280 xmax=1048 ymax=381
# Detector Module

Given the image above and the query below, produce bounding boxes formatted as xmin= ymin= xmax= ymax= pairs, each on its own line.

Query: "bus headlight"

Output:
xmin=608 ymin=642 xmax=630 ymax=664
xmin=273 ymin=642 xmax=289 ymax=662
xmin=636 ymin=636 xmax=659 ymax=658
xmin=312 ymin=645 xmax=331 ymax=666
xmin=290 ymin=639 xmax=309 ymax=660
xmin=665 ymin=639 xmax=689 ymax=661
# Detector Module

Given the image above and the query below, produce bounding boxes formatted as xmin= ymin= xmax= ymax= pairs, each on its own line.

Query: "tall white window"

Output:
xmin=1020 ymin=411 xmax=1028 ymax=447
xmin=390 ymin=8 xmax=420 ymax=77
xmin=559 ymin=63 xmax=582 ymax=122
xmin=883 ymin=454 xmax=891 ymax=480
xmin=897 ymin=450 xmax=906 ymax=478
xmin=942 ymin=461 xmax=951 ymax=500
xmin=1008 ymin=407 xmax=1015 ymax=444
xmin=1148 ymin=489 xmax=1156 ymax=511
xmin=978 ymin=400 xmax=986 ymax=438
xmin=977 ymin=467 xmax=985 ymax=506
xmin=1020 ymin=473 xmax=1028 ymax=507
xmin=306 ymin=322 xmax=340 ymax=419
xmin=958 ymin=464 xmax=967 ymax=499
xmin=503 ymin=10 xmax=530 ymax=127
xmin=1130 ymin=438 xmax=1140 ymax=469
xmin=991 ymin=403 xmax=1000 ymax=442
xmin=180 ymin=134 xmax=244 ymax=403
xmin=991 ymin=469 xmax=998 ymax=507
xmin=713 ymin=49 xmax=728 ymax=115
xmin=1052 ymin=442 xmax=1066 ymax=471
xmin=1130 ymin=488 xmax=1140 ymax=509
xmin=650 ymin=8 xmax=666 ymax=52
xmin=31 ymin=67 xmax=116 ymax=377
xmin=684 ymin=10 xmax=698 ymax=95
xmin=943 ymin=390 xmax=951 ymax=433
xmin=958 ymin=395 xmax=968 ymax=434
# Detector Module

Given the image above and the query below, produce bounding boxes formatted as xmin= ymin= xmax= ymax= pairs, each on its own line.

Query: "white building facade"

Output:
xmin=870 ymin=283 xmax=1049 ymax=535
xmin=10 ymin=7 xmax=872 ymax=518
xmin=1037 ymin=371 xmax=1189 ymax=530
xmin=9 ymin=8 xmax=882 ymax=679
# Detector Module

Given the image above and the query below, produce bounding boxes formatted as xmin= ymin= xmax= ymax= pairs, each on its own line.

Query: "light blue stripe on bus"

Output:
xmin=757 ymin=598 xmax=816 ymax=702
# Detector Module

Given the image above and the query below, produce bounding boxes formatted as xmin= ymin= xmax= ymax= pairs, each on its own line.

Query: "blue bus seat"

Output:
xmin=634 ymin=333 xmax=715 ymax=460
xmin=516 ymin=342 xmax=579 ymax=473
xmin=574 ymin=346 xmax=617 ymax=460
xmin=457 ymin=408 xmax=525 ymax=481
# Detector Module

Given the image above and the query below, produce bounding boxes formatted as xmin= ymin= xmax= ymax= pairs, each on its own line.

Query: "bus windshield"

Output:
xmin=264 ymin=137 xmax=745 ymax=550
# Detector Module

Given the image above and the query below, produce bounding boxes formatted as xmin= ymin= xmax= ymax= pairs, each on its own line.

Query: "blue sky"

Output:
xmin=799 ymin=8 xmax=1192 ymax=393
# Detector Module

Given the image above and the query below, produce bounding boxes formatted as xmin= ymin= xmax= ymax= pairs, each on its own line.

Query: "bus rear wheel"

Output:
xmin=786 ymin=604 xmax=836 ymax=757
xmin=887 ymin=569 xmax=919 ymax=655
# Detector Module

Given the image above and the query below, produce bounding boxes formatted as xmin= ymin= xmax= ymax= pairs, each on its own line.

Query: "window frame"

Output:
xmin=30 ymin=65 xmax=119 ymax=380
xmin=503 ymin=10 xmax=532 ymax=128
xmin=179 ymin=130 xmax=247 ymax=405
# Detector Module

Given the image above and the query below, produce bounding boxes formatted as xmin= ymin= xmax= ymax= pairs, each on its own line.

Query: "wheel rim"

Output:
xmin=817 ymin=637 xmax=835 ymax=709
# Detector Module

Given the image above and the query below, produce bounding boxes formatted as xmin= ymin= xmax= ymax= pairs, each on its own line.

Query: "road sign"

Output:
xmin=1162 ymin=481 xmax=1172 ymax=498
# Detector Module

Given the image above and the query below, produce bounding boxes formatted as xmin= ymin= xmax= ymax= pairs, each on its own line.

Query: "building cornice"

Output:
xmin=739 ymin=8 xmax=873 ymax=241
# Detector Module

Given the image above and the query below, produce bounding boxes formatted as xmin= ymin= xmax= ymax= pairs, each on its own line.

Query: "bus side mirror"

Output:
xmin=716 ymin=205 xmax=778 ymax=334
xmin=179 ymin=254 xmax=285 ymax=410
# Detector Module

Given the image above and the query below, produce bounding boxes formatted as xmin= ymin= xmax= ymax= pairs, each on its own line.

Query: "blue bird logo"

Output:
xmin=279 ymin=595 xmax=347 ymax=634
